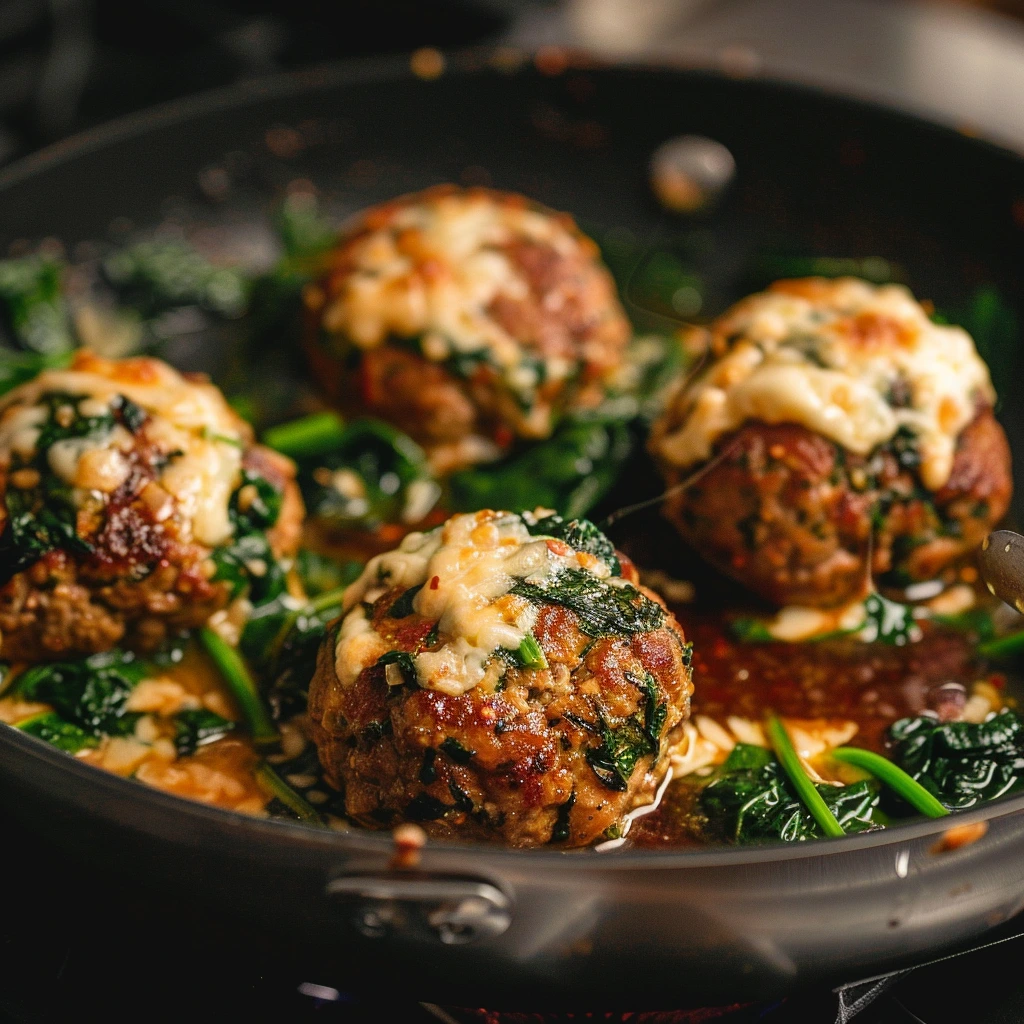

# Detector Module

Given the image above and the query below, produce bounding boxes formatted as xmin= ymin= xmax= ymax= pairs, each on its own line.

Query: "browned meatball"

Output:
xmin=0 ymin=351 xmax=304 ymax=659
xmin=303 ymin=186 xmax=632 ymax=474
xmin=307 ymin=510 xmax=693 ymax=847
xmin=650 ymin=278 xmax=1013 ymax=606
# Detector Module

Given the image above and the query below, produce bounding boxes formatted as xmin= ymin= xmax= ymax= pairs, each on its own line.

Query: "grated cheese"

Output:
xmin=319 ymin=190 xmax=619 ymax=425
xmin=337 ymin=510 xmax=610 ymax=696
xmin=654 ymin=278 xmax=995 ymax=491
xmin=0 ymin=352 xmax=246 ymax=547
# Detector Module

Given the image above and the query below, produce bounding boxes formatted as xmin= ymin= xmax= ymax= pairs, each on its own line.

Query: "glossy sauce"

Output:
xmin=629 ymin=612 xmax=999 ymax=848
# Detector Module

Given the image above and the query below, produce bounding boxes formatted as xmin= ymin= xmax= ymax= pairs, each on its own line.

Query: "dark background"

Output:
xmin=0 ymin=0 xmax=516 ymax=165
xmin=4 ymin=0 xmax=1024 ymax=167
xmin=3 ymin=2 xmax=1024 ymax=1022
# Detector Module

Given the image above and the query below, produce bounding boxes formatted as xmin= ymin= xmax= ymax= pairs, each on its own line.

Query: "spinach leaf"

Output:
xmin=0 ymin=255 xmax=75 ymax=354
xmin=0 ymin=349 xmax=72 ymax=398
xmin=551 ymin=790 xmax=576 ymax=843
xmin=301 ymin=418 xmax=438 ymax=529
xmin=888 ymin=710 xmax=1024 ymax=809
xmin=405 ymin=793 xmax=451 ymax=821
xmin=375 ymin=650 xmax=416 ymax=686
xmin=387 ymin=583 xmax=423 ymax=619
xmin=212 ymin=470 xmax=287 ymax=603
xmin=510 ymin=568 xmax=665 ymax=637
xmin=102 ymin=241 xmax=249 ymax=319
xmin=700 ymin=743 xmax=881 ymax=843
xmin=860 ymin=592 xmax=917 ymax=645
xmin=14 ymin=649 xmax=148 ymax=738
xmin=584 ymin=674 xmax=668 ymax=791
xmin=241 ymin=554 xmax=357 ymax=722
xmin=730 ymin=618 xmax=776 ymax=644
xmin=938 ymin=286 xmax=1018 ymax=400
xmin=0 ymin=391 xmax=128 ymax=581
xmin=16 ymin=712 xmax=97 ymax=753
xmin=585 ymin=715 xmax=655 ymax=792
xmin=295 ymin=549 xmax=362 ymax=597
xmin=275 ymin=194 xmax=336 ymax=264
xmin=523 ymin=512 xmax=620 ymax=575
xmin=448 ymin=417 xmax=631 ymax=520
xmin=174 ymin=708 xmax=235 ymax=756
xmin=0 ymin=483 xmax=89 ymax=580
xmin=440 ymin=737 xmax=475 ymax=764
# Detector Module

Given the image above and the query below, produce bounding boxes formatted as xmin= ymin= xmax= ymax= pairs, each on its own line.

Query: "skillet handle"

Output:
xmin=325 ymin=875 xmax=512 ymax=945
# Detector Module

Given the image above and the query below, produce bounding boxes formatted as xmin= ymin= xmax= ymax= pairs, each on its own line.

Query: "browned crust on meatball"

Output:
xmin=307 ymin=574 xmax=693 ymax=848
xmin=242 ymin=443 xmax=305 ymax=560
xmin=653 ymin=410 xmax=1012 ymax=607
xmin=302 ymin=186 xmax=631 ymax=469
xmin=0 ymin=443 xmax=303 ymax=662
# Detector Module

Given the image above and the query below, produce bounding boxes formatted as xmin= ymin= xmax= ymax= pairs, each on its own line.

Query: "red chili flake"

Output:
xmin=430 ymin=575 xmax=440 ymax=590
xmin=494 ymin=424 xmax=514 ymax=449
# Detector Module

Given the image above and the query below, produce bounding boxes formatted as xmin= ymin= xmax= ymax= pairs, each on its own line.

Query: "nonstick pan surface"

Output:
xmin=1 ymin=54 xmax=1024 ymax=1008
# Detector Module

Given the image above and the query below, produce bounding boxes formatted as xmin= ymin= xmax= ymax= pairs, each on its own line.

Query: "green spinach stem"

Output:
xmin=262 ymin=411 xmax=346 ymax=460
xmin=766 ymin=714 xmax=846 ymax=838
xmin=268 ymin=586 xmax=348 ymax=663
xmin=977 ymin=629 xmax=1024 ymax=660
xmin=830 ymin=746 xmax=949 ymax=818
xmin=199 ymin=627 xmax=278 ymax=748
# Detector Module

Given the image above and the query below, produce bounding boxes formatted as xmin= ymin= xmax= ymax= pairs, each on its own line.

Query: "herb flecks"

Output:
xmin=584 ymin=676 xmax=668 ymax=792
xmin=524 ymin=512 xmax=621 ymax=575
xmin=699 ymin=743 xmax=881 ymax=843
xmin=511 ymin=569 xmax=665 ymax=638
xmin=211 ymin=470 xmax=286 ymax=603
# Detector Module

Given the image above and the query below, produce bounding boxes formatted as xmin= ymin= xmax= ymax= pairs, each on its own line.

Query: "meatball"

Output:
xmin=307 ymin=509 xmax=693 ymax=847
xmin=0 ymin=350 xmax=304 ymax=659
xmin=649 ymin=278 xmax=1012 ymax=606
xmin=303 ymin=186 xmax=632 ymax=474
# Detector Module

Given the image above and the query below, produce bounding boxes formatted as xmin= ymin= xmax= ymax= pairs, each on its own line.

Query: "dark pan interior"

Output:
xmin=1 ymin=58 xmax=1024 ymax=1010
xmin=3 ymin=57 xmax=1022 ymax=506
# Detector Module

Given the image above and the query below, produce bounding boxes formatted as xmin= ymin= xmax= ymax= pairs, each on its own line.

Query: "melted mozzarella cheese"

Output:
xmin=320 ymin=191 xmax=596 ymax=399
xmin=337 ymin=510 xmax=605 ymax=696
xmin=0 ymin=351 xmax=246 ymax=547
xmin=655 ymin=278 xmax=996 ymax=490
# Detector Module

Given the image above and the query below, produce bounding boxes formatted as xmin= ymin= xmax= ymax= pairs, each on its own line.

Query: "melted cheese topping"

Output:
xmin=337 ymin=510 xmax=610 ymax=696
xmin=0 ymin=351 xmax=246 ymax=546
xmin=654 ymin=278 xmax=996 ymax=490
xmin=319 ymin=190 xmax=603 ymax=405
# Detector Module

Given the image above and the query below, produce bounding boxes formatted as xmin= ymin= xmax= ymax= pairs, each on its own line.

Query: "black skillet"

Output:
xmin=1 ymin=52 xmax=1024 ymax=1010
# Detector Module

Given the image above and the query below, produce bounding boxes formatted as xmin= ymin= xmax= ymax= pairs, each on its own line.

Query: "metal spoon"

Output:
xmin=978 ymin=530 xmax=1024 ymax=612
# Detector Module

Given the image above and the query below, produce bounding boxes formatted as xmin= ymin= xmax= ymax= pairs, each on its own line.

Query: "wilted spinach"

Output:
xmin=0 ymin=391 xmax=128 ymax=581
xmin=511 ymin=568 xmax=665 ymax=638
xmin=888 ymin=711 xmax=1024 ymax=810
xmin=584 ymin=673 xmax=668 ymax=792
xmin=449 ymin=416 xmax=631 ymax=520
xmin=524 ymin=512 xmax=621 ymax=575
xmin=212 ymin=470 xmax=287 ymax=603
xmin=295 ymin=549 xmax=362 ymax=597
xmin=16 ymin=711 xmax=97 ymax=753
xmin=102 ymin=240 xmax=249 ymax=319
xmin=174 ymin=708 xmax=235 ymax=756
xmin=14 ymin=649 xmax=148 ymax=738
xmin=300 ymin=418 xmax=438 ymax=530
xmin=0 ymin=255 xmax=75 ymax=354
xmin=700 ymin=743 xmax=881 ymax=843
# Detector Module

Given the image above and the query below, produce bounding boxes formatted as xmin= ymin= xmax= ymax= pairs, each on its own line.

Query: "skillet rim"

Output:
xmin=0 ymin=49 xmax=1022 ymax=867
